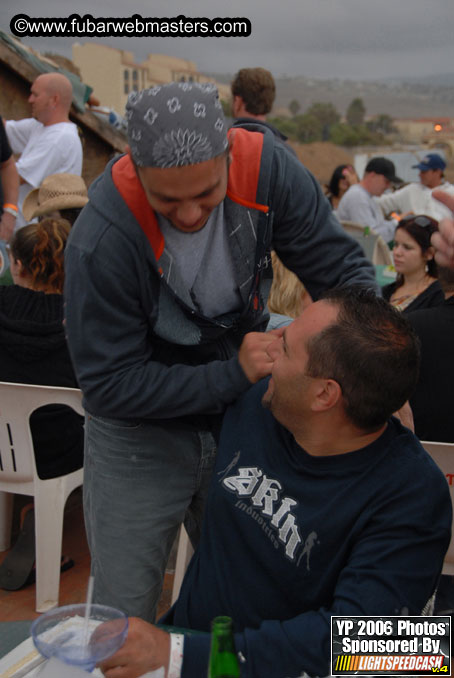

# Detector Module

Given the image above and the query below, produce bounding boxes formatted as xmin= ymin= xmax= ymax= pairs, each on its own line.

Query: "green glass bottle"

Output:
xmin=208 ymin=616 xmax=241 ymax=678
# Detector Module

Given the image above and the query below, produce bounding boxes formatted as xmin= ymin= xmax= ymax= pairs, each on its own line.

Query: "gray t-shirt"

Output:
xmin=337 ymin=183 xmax=397 ymax=243
xmin=157 ymin=202 xmax=242 ymax=318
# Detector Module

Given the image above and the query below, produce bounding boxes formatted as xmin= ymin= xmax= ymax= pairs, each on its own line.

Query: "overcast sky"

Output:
xmin=1 ymin=0 xmax=453 ymax=81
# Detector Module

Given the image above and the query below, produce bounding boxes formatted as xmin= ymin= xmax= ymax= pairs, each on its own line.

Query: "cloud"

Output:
xmin=1 ymin=0 xmax=453 ymax=80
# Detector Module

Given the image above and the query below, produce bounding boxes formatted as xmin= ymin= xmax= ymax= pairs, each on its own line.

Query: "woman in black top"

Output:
xmin=0 ymin=218 xmax=83 ymax=590
xmin=1 ymin=217 xmax=83 ymax=478
xmin=382 ymin=215 xmax=444 ymax=313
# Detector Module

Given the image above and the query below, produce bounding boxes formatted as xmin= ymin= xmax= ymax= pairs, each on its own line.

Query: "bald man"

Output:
xmin=6 ymin=73 xmax=82 ymax=228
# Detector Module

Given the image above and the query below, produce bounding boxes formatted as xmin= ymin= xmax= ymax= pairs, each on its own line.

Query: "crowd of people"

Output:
xmin=1 ymin=65 xmax=454 ymax=678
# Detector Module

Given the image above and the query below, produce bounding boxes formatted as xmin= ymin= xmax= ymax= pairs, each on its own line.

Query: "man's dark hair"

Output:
xmin=305 ymin=287 xmax=420 ymax=431
xmin=231 ymin=68 xmax=276 ymax=116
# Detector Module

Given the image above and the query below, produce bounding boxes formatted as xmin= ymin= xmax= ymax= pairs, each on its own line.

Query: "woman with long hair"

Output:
xmin=382 ymin=215 xmax=444 ymax=313
xmin=325 ymin=164 xmax=358 ymax=211
xmin=0 ymin=218 xmax=83 ymax=590
xmin=267 ymin=252 xmax=312 ymax=329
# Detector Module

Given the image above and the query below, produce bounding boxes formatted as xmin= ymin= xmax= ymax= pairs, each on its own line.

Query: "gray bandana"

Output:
xmin=126 ymin=82 xmax=228 ymax=168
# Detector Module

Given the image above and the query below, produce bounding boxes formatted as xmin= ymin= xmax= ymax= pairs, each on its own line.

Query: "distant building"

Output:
xmin=72 ymin=42 xmax=229 ymax=115
xmin=394 ymin=117 xmax=454 ymax=143
xmin=393 ymin=117 xmax=454 ymax=158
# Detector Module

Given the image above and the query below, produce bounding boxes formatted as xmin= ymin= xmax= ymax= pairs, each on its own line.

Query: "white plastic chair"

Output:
xmin=340 ymin=220 xmax=393 ymax=266
xmin=421 ymin=441 xmax=454 ymax=575
xmin=171 ymin=525 xmax=194 ymax=605
xmin=0 ymin=381 xmax=84 ymax=612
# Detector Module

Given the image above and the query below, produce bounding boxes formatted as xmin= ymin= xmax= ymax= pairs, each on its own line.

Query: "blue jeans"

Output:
xmin=83 ymin=414 xmax=216 ymax=622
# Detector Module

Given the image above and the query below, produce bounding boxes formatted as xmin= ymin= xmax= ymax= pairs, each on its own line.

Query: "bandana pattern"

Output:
xmin=126 ymin=82 xmax=228 ymax=168
xmin=152 ymin=129 xmax=213 ymax=169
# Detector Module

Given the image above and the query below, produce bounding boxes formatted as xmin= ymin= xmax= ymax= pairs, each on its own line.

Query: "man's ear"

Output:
xmin=311 ymin=379 xmax=342 ymax=413
xmin=232 ymin=95 xmax=243 ymax=117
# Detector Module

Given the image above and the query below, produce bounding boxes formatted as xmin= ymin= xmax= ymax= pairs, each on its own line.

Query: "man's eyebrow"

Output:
xmin=152 ymin=177 xmax=222 ymax=201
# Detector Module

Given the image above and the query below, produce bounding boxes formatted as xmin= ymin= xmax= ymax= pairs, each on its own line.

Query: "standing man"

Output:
xmin=64 ymin=82 xmax=377 ymax=622
xmin=376 ymin=153 xmax=454 ymax=223
xmin=337 ymin=156 xmax=402 ymax=242
xmin=230 ymin=67 xmax=296 ymax=154
xmin=5 ymin=73 xmax=82 ymax=229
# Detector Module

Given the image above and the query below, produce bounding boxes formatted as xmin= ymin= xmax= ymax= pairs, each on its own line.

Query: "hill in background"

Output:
xmin=208 ymin=72 xmax=454 ymax=118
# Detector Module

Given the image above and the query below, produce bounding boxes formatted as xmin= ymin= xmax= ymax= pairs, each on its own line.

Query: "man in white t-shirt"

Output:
xmin=5 ymin=73 xmax=83 ymax=229
xmin=375 ymin=153 xmax=454 ymax=223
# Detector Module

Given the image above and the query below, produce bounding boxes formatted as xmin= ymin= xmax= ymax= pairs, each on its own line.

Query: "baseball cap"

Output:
xmin=412 ymin=153 xmax=446 ymax=172
xmin=365 ymin=157 xmax=402 ymax=184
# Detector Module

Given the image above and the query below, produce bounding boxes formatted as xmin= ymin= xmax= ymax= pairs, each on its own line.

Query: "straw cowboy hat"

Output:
xmin=22 ymin=173 xmax=88 ymax=221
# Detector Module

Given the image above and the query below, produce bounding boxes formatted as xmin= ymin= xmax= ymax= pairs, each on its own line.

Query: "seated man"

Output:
xmin=337 ymin=157 xmax=402 ymax=243
xmin=99 ymin=288 xmax=451 ymax=678
xmin=376 ymin=153 xmax=454 ymax=223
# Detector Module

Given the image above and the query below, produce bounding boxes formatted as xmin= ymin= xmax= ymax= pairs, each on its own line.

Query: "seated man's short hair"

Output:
xmin=307 ymin=287 xmax=420 ymax=430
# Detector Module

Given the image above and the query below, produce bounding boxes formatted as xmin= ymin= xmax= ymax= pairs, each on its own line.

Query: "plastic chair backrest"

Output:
xmin=339 ymin=220 xmax=364 ymax=234
xmin=421 ymin=440 xmax=454 ymax=575
xmin=340 ymin=220 xmax=393 ymax=266
xmin=0 ymin=382 xmax=83 ymax=488
xmin=0 ymin=382 xmax=84 ymax=611
xmin=372 ymin=235 xmax=393 ymax=266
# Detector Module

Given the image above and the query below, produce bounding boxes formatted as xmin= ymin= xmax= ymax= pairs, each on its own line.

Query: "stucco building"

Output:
xmin=72 ymin=42 xmax=229 ymax=115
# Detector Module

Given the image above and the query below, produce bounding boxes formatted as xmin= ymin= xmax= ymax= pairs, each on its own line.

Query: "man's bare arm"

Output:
xmin=0 ymin=155 xmax=19 ymax=240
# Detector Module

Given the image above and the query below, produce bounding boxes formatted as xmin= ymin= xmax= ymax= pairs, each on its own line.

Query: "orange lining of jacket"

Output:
xmin=112 ymin=128 xmax=269 ymax=261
